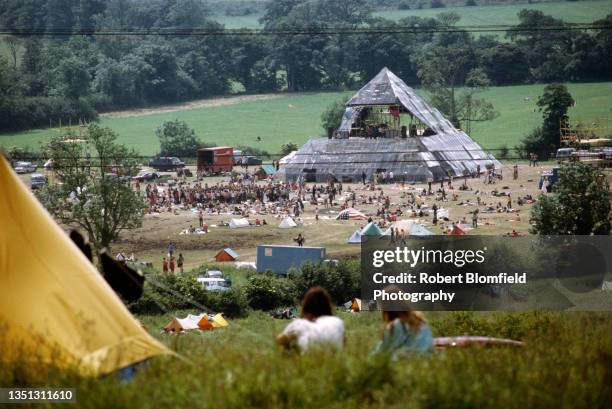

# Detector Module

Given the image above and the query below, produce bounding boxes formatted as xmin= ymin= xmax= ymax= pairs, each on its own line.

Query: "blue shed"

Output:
xmin=256 ymin=245 xmax=326 ymax=274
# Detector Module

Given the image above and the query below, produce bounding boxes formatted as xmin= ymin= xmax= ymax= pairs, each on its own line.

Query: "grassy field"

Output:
xmin=213 ymin=0 xmax=612 ymax=28
xmin=2 ymin=309 xmax=610 ymax=408
xmin=2 ymin=82 xmax=612 ymax=156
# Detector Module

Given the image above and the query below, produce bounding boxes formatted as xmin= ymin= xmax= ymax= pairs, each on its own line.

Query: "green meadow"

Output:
xmin=2 ymin=82 xmax=612 ymax=156
xmin=2 ymin=309 xmax=610 ymax=409
xmin=214 ymin=0 xmax=612 ymax=28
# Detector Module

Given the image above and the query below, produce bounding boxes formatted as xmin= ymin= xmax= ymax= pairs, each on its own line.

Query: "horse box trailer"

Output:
xmin=197 ymin=147 xmax=233 ymax=174
xmin=256 ymin=245 xmax=326 ymax=274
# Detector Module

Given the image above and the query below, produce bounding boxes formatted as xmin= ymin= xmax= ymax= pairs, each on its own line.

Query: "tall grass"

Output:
xmin=2 ymin=311 xmax=610 ymax=408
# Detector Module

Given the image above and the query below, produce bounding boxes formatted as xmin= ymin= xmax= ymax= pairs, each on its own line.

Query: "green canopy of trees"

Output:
xmin=530 ymin=162 xmax=610 ymax=235
xmin=1 ymin=1 xmax=611 ymax=133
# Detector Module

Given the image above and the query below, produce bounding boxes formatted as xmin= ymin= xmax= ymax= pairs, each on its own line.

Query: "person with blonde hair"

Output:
xmin=372 ymin=286 xmax=433 ymax=356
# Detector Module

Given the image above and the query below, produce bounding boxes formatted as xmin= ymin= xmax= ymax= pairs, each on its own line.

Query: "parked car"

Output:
xmin=556 ymin=148 xmax=575 ymax=162
xmin=132 ymin=171 xmax=160 ymax=181
xmin=14 ymin=161 xmax=37 ymax=174
xmin=204 ymin=270 xmax=223 ymax=278
xmin=30 ymin=173 xmax=47 ymax=190
xmin=235 ymin=155 xmax=263 ymax=166
xmin=196 ymin=277 xmax=231 ymax=292
xmin=148 ymin=156 xmax=185 ymax=171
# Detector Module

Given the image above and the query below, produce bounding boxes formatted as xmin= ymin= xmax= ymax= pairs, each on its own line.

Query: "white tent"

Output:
xmin=347 ymin=229 xmax=362 ymax=244
xmin=229 ymin=218 xmax=250 ymax=229
xmin=602 ymin=281 xmax=612 ymax=292
xmin=279 ymin=217 xmax=297 ymax=229
xmin=164 ymin=317 xmax=200 ymax=332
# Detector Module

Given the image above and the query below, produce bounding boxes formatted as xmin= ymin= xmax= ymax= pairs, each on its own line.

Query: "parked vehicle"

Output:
xmin=556 ymin=148 xmax=575 ymax=162
xmin=197 ymin=147 xmax=233 ymax=174
xmin=30 ymin=173 xmax=47 ymax=190
xmin=148 ymin=156 xmax=185 ymax=171
xmin=14 ymin=161 xmax=37 ymax=174
xmin=132 ymin=171 xmax=160 ymax=181
xmin=196 ymin=277 xmax=231 ymax=292
xmin=241 ymin=156 xmax=263 ymax=166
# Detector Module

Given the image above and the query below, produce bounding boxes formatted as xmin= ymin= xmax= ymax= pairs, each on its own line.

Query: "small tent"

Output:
xmin=336 ymin=207 xmax=367 ymax=220
xmin=602 ymin=281 xmax=612 ymax=292
xmin=450 ymin=224 xmax=467 ymax=235
xmin=410 ymin=223 xmax=434 ymax=236
xmin=164 ymin=313 xmax=229 ymax=332
xmin=229 ymin=218 xmax=250 ymax=229
xmin=164 ymin=317 xmax=200 ymax=332
xmin=361 ymin=222 xmax=384 ymax=236
xmin=279 ymin=217 xmax=297 ymax=229
xmin=211 ymin=313 xmax=229 ymax=328
xmin=0 ymin=155 xmax=169 ymax=375
xmin=215 ymin=248 xmax=239 ymax=262
xmin=347 ymin=229 xmax=363 ymax=244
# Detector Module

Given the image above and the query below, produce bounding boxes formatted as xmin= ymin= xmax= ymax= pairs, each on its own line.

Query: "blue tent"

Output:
xmin=361 ymin=222 xmax=384 ymax=236
xmin=347 ymin=229 xmax=362 ymax=244
xmin=410 ymin=224 xmax=434 ymax=236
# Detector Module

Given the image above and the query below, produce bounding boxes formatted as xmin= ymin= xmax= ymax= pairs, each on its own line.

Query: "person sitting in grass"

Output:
xmin=277 ymin=287 xmax=345 ymax=352
xmin=372 ymin=291 xmax=433 ymax=357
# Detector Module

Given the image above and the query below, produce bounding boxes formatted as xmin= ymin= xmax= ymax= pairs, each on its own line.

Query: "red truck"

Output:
xmin=197 ymin=147 xmax=234 ymax=174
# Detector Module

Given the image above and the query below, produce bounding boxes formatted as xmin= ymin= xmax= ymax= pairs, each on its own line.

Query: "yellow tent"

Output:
xmin=0 ymin=155 xmax=170 ymax=375
xmin=211 ymin=313 xmax=229 ymax=328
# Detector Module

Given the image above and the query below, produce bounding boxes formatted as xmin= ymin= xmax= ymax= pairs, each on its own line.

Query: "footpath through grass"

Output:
xmin=2 ymin=82 xmax=612 ymax=155
xmin=1 ymin=310 xmax=610 ymax=408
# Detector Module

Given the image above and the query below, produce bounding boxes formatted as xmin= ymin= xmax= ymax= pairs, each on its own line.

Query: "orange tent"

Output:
xmin=450 ymin=224 xmax=467 ymax=235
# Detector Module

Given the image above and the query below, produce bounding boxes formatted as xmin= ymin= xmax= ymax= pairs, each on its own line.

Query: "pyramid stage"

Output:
xmin=278 ymin=68 xmax=500 ymax=183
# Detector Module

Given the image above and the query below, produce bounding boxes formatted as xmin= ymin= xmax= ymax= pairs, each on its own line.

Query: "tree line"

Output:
xmin=1 ymin=0 xmax=611 ymax=133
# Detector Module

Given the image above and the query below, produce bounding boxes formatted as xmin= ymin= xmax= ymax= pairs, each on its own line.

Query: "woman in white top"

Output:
xmin=277 ymin=287 xmax=345 ymax=352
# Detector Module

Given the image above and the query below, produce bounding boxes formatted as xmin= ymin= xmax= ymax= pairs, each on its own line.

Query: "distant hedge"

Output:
xmin=130 ymin=260 xmax=362 ymax=316
xmin=0 ymin=96 xmax=98 ymax=132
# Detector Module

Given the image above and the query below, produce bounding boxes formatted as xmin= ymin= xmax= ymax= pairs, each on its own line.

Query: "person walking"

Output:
xmin=167 ymin=242 xmax=176 ymax=257
xmin=169 ymin=256 xmax=175 ymax=273
xmin=177 ymin=253 xmax=184 ymax=273
xmin=162 ymin=257 xmax=168 ymax=273
xmin=198 ymin=211 xmax=204 ymax=228
xmin=472 ymin=208 xmax=479 ymax=228
xmin=294 ymin=233 xmax=305 ymax=247
xmin=361 ymin=171 xmax=367 ymax=185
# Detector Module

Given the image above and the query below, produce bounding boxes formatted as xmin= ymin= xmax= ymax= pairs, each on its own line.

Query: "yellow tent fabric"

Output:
xmin=0 ymin=155 xmax=170 ymax=375
xmin=211 ymin=313 xmax=229 ymax=328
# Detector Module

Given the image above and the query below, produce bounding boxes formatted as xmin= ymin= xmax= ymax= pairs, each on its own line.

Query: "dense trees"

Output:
xmin=530 ymin=162 xmax=610 ymax=235
xmin=1 ymin=1 xmax=611 ymax=133
xmin=516 ymin=84 xmax=574 ymax=158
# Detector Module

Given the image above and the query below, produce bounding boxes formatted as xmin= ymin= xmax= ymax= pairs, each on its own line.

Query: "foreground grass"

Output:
xmin=2 ymin=311 xmax=610 ymax=408
xmin=2 ymin=82 xmax=612 ymax=155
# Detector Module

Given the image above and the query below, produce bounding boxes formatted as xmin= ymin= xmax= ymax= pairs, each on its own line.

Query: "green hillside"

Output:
xmin=214 ymin=0 xmax=612 ymax=28
xmin=2 ymin=82 xmax=611 ymax=156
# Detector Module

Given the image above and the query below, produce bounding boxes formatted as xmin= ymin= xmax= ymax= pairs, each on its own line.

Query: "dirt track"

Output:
xmin=100 ymin=93 xmax=285 ymax=119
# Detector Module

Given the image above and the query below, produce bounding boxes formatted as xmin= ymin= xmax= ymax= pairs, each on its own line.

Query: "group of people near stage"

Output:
xmin=277 ymin=286 xmax=433 ymax=356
